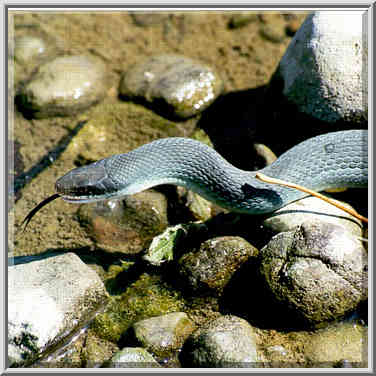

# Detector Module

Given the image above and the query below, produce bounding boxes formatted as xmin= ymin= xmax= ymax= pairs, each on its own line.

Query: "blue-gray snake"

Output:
xmin=54 ymin=129 xmax=367 ymax=215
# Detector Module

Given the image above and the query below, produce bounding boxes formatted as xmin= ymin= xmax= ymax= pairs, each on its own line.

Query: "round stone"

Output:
xmin=14 ymin=35 xmax=46 ymax=64
xmin=18 ymin=55 xmax=108 ymax=118
xmin=259 ymin=221 xmax=367 ymax=325
xmin=119 ymin=54 xmax=223 ymax=119
xmin=275 ymin=11 xmax=367 ymax=124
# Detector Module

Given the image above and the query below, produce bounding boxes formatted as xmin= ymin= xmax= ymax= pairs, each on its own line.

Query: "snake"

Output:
xmin=22 ymin=129 xmax=367 ymax=229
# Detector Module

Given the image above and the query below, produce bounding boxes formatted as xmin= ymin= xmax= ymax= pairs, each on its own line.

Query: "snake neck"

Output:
xmin=104 ymin=138 xmax=300 ymax=215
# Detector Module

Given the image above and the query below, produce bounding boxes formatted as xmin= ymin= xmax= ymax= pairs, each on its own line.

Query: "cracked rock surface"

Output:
xmin=259 ymin=221 xmax=367 ymax=325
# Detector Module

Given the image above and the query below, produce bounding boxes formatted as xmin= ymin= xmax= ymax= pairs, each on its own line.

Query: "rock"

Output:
xmin=81 ymin=330 xmax=118 ymax=368
xmin=177 ymin=236 xmax=258 ymax=296
xmin=14 ymin=35 xmax=46 ymax=64
xmin=77 ymin=191 xmax=169 ymax=254
xmin=105 ymin=347 xmax=161 ymax=368
xmin=228 ymin=12 xmax=258 ymax=28
xmin=181 ymin=315 xmax=259 ymax=367
xmin=285 ymin=19 xmax=301 ymax=36
xmin=265 ymin=345 xmax=290 ymax=363
xmin=128 ymin=312 xmax=195 ymax=359
xmin=91 ymin=273 xmax=186 ymax=344
xmin=274 ymin=11 xmax=367 ymax=124
xmin=259 ymin=221 xmax=368 ymax=325
xmin=253 ymin=143 xmax=277 ymax=165
xmin=263 ymin=196 xmax=364 ymax=236
xmin=176 ymin=187 xmax=213 ymax=221
xmin=260 ymin=24 xmax=286 ymax=43
xmin=119 ymin=54 xmax=223 ymax=119
xmin=11 ymin=25 xmax=60 ymax=85
xmin=17 ymin=55 xmax=108 ymax=118
xmin=304 ymin=320 xmax=367 ymax=367
xmin=8 ymin=252 xmax=109 ymax=366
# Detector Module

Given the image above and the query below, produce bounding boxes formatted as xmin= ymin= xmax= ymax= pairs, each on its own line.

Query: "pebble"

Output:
xmin=177 ymin=236 xmax=258 ymax=296
xmin=228 ymin=12 xmax=258 ymax=28
xmin=11 ymin=25 xmax=60 ymax=87
xmin=119 ymin=54 xmax=223 ymax=119
xmin=274 ymin=11 xmax=367 ymax=124
xmin=12 ymin=25 xmax=59 ymax=67
xmin=17 ymin=55 xmax=108 ymax=118
xmin=259 ymin=24 xmax=286 ymax=43
xmin=259 ymin=221 xmax=368 ymax=325
xmin=105 ymin=347 xmax=161 ymax=368
xmin=14 ymin=35 xmax=47 ymax=64
xmin=8 ymin=253 xmax=108 ymax=366
xmin=77 ymin=191 xmax=169 ymax=254
xmin=128 ymin=312 xmax=195 ymax=359
xmin=181 ymin=315 xmax=259 ymax=367
xmin=253 ymin=143 xmax=277 ymax=165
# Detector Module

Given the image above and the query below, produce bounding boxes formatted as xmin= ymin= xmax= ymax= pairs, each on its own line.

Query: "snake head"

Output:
xmin=55 ymin=159 xmax=120 ymax=203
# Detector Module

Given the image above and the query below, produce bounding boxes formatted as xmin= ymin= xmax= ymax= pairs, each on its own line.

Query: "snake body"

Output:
xmin=55 ymin=130 xmax=368 ymax=215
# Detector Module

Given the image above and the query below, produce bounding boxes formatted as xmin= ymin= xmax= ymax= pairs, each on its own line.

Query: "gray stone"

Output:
xmin=18 ymin=55 xmax=108 ymax=118
xmin=8 ymin=252 xmax=108 ymax=366
xmin=259 ymin=221 xmax=368 ymax=325
xmin=182 ymin=315 xmax=259 ymax=367
xmin=263 ymin=196 xmax=364 ymax=236
xmin=119 ymin=54 xmax=223 ymax=118
xmin=177 ymin=236 xmax=258 ymax=296
xmin=131 ymin=312 xmax=195 ymax=358
xmin=106 ymin=347 xmax=161 ymax=368
xmin=276 ymin=11 xmax=367 ymax=124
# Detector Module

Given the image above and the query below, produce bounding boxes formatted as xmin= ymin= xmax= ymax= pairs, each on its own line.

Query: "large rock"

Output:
xmin=275 ymin=11 xmax=367 ymax=124
xmin=259 ymin=221 xmax=367 ymax=325
xmin=8 ymin=252 xmax=109 ymax=366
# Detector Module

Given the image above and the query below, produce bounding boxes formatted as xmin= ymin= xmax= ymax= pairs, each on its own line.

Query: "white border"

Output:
xmin=2 ymin=2 xmax=374 ymax=374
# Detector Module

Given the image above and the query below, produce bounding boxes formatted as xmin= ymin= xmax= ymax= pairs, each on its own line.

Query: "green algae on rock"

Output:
xmin=92 ymin=274 xmax=186 ymax=344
